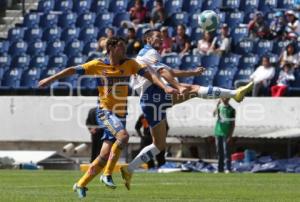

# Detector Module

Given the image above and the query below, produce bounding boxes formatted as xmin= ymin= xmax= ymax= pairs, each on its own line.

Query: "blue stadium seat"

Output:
xmin=240 ymin=0 xmax=259 ymax=14
xmin=238 ymin=54 xmax=259 ymax=69
xmin=79 ymin=26 xmax=98 ymax=42
xmin=73 ymin=0 xmax=91 ymax=15
xmin=218 ymin=12 xmax=226 ymax=24
xmin=189 ymin=12 xmax=201 ymax=28
xmin=234 ymin=67 xmax=254 ymax=83
xmin=64 ymin=39 xmax=84 ymax=57
xmin=67 ymin=54 xmax=86 ymax=66
xmin=23 ymin=13 xmax=40 ymax=28
xmin=58 ymin=12 xmax=77 ymax=28
xmin=182 ymin=0 xmax=202 ymax=13
xmin=180 ymin=54 xmax=201 ymax=69
xmin=272 ymin=40 xmax=290 ymax=55
xmin=39 ymin=13 xmax=59 ymax=28
xmin=48 ymin=54 xmax=68 ymax=68
xmin=162 ymin=54 xmax=181 ymax=69
xmin=54 ymin=0 xmax=73 ymax=12
xmin=164 ymin=0 xmax=183 ymax=16
xmin=0 ymin=68 xmax=4 ymax=83
xmin=94 ymin=12 xmax=114 ymax=28
xmin=78 ymin=77 xmax=97 ymax=89
xmin=145 ymin=0 xmax=157 ymax=11
xmin=11 ymin=54 xmax=30 ymax=69
xmin=201 ymin=55 xmax=221 ymax=68
xmin=231 ymin=26 xmax=248 ymax=45
xmin=223 ymin=0 xmax=241 ymax=10
xmin=268 ymin=53 xmax=279 ymax=64
xmin=91 ymin=0 xmax=110 ymax=12
xmin=109 ymin=0 xmax=128 ymax=13
xmin=190 ymin=27 xmax=204 ymax=44
xmin=178 ymin=76 xmax=195 ymax=84
xmin=193 ymin=66 xmax=217 ymax=86
xmin=20 ymin=68 xmax=41 ymax=88
xmin=9 ymin=40 xmax=28 ymax=57
xmin=116 ymin=27 xmax=128 ymax=38
xmin=225 ymin=12 xmax=244 ymax=28
xmin=0 ymin=53 xmax=11 ymax=69
xmin=46 ymin=40 xmax=65 ymax=55
xmin=59 ymin=74 xmax=78 ymax=89
xmin=40 ymin=67 xmax=61 ymax=85
xmin=98 ymin=26 xmax=117 ymax=38
xmin=1 ymin=68 xmax=23 ymax=88
xmin=24 ymin=27 xmax=43 ymax=43
xmin=169 ymin=12 xmax=189 ymax=26
xmin=113 ymin=12 xmax=130 ymax=27
xmin=8 ymin=27 xmax=25 ymax=43
xmin=30 ymin=54 xmax=49 ymax=69
xmin=0 ymin=40 xmax=9 ymax=54
xmin=27 ymin=40 xmax=46 ymax=56
xmin=37 ymin=0 xmax=55 ymax=13
xmin=202 ymin=0 xmax=222 ymax=10
xmin=254 ymin=40 xmax=274 ymax=57
xmin=235 ymin=38 xmax=254 ymax=55
xmin=83 ymin=39 xmax=98 ymax=55
xmin=278 ymin=0 xmax=294 ymax=9
xmin=42 ymin=26 xmax=62 ymax=42
xmin=136 ymin=25 xmax=151 ymax=39
xmin=220 ymin=53 xmax=241 ymax=68
xmin=258 ymin=0 xmax=277 ymax=12
xmin=213 ymin=67 xmax=237 ymax=89
xmin=76 ymin=12 xmax=96 ymax=27
xmin=290 ymin=69 xmax=300 ymax=91
xmin=61 ymin=27 xmax=80 ymax=44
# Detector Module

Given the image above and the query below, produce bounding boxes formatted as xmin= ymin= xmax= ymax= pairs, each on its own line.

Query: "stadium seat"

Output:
xmin=40 ymin=67 xmax=61 ymax=85
xmin=54 ymin=0 xmax=73 ymax=12
xmin=23 ymin=13 xmax=40 ymax=28
xmin=1 ymin=68 xmax=23 ymax=88
xmin=98 ymin=26 xmax=117 ymax=38
xmin=136 ymin=25 xmax=151 ymax=39
xmin=225 ymin=12 xmax=244 ymax=28
xmin=145 ymin=0 xmax=157 ymax=11
xmin=218 ymin=12 xmax=226 ymax=24
xmin=272 ymin=40 xmax=290 ymax=55
xmin=278 ymin=0 xmax=294 ymax=9
xmin=42 ymin=26 xmax=62 ymax=42
xmin=48 ymin=54 xmax=68 ymax=68
xmin=268 ymin=53 xmax=279 ymax=64
xmin=213 ymin=67 xmax=237 ymax=89
xmin=9 ymin=40 xmax=28 ymax=57
xmin=220 ymin=53 xmax=241 ymax=68
xmin=0 ymin=53 xmax=11 ymax=69
xmin=190 ymin=27 xmax=204 ymax=44
xmin=238 ymin=54 xmax=259 ymax=69
xmin=82 ymin=39 xmax=98 ymax=55
xmin=20 ymin=68 xmax=41 ymax=88
xmin=45 ymin=40 xmax=65 ymax=56
xmin=79 ymin=26 xmax=98 ymax=42
xmin=91 ymin=0 xmax=110 ymax=12
xmin=164 ymin=0 xmax=183 ymax=17
xmin=193 ymin=66 xmax=217 ymax=86
xmin=78 ymin=77 xmax=97 ymax=89
xmin=113 ymin=12 xmax=130 ymax=27
xmin=235 ymin=38 xmax=254 ymax=55
xmin=0 ymin=40 xmax=9 ymax=54
xmin=59 ymin=74 xmax=78 ymax=89
xmin=7 ymin=27 xmax=25 ymax=43
xmin=58 ymin=12 xmax=77 ymax=28
xmin=73 ymin=0 xmax=91 ymax=15
xmin=258 ymin=0 xmax=277 ymax=13
xmin=162 ymin=54 xmax=181 ymax=69
xmin=182 ymin=0 xmax=202 ymax=13
xmin=169 ymin=12 xmax=189 ymax=27
xmin=290 ymin=69 xmax=300 ymax=89
xmin=67 ymin=54 xmax=86 ymax=66
xmin=24 ymin=27 xmax=43 ymax=43
xmin=37 ymin=0 xmax=55 ymax=13
xmin=178 ymin=76 xmax=194 ymax=84
xmin=180 ymin=54 xmax=201 ymax=69
xmin=189 ymin=12 xmax=201 ymax=28
xmin=39 ymin=13 xmax=59 ymax=28
xmin=11 ymin=54 xmax=30 ymax=69
xmin=202 ymin=0 xmax=222 ymax=10
xmin=64 ymin=39 xmax=84 ymax=57
xmin=29 ymin=54 xmax=49 ymax=69
xmin=231 ymin=26 xmax=248 ymax=45
xmin=109 ymin=0 xmax=128 ymax=13
xmin=116 ymin=27 xmax=128 ymax=38
xmin=61 ymin=27 xmax=80 ymax=44
xmin=201 ymin=54 xmax=221 ymax=68
xmin=254 ymin=40 xmax=274 ymax=57
xmin=76 ymin=12 xmax=96 ymax=27
xmin=223 ymin=0 xmax=241 ymax=10
xmin=27 ymin=40 xmax=46 ymax=56
xmin=240 ymin=0 xmax=259 ymax=14
xmin=94 ymin=12 xmax=114 ymax=28
xmin=0 ymin=68 xmax=4 ymax=83
xmin=233 ymin=67 xmax=254 ymax=83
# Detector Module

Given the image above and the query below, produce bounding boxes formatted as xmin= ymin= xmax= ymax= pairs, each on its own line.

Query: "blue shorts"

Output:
xmin=96 ymin=108 xmax=126 ymax=142
xmin=140 ymin=84 xmax=172 ymax=128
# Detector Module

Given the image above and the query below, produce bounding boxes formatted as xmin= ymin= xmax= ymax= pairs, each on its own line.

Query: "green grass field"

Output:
xmin=0 ymin=170 xmax=300 ymax=202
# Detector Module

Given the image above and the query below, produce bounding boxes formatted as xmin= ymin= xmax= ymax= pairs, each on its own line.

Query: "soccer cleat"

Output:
xmin=100 ymin=175 xmax=116 ymax=189
xmin=233 ymin=81 xmax=254 ymax=103
xmin=120 ymin=165 xmax=132 ymax=191
xmin=73 ymin=183 xmax=88 ymax=198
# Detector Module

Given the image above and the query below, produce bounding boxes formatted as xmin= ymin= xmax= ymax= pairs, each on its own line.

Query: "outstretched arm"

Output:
xmin=38 ymin=67 xmax=76 ymax=87
xmin=169 ymin=67 xmax=205 ymax=77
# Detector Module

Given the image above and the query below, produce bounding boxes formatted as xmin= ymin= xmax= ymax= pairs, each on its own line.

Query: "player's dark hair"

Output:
xmin=143 ymin=29 xmax=160 ymax=43
xmin=106 ymin=36 xmax=126 ymax=54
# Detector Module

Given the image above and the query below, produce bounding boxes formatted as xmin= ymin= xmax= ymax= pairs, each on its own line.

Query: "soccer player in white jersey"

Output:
xmin=118 ymin=29 xmax=253 ymax=190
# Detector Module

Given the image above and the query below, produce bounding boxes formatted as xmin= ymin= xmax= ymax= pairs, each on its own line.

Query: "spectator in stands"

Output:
xmin=215 ymin=24 xmax=231 ymax=55
xmin=248 ymin=11 xmax=270 ymax=39
xmin=160 ymin=26 xmax=173 ymax=55
xmin=129 ymin=0 xmax=148 ymax=26
xmin=172 ymin=24 xmax=191 ymax=56
xmin=197 ymin=31 xmax=217 ymax=55
xmin=213 ymin=98 xmax=235 ymax=173
xmin=86 ymin=107 xmax=104 ymax=162
xmin=87 ymin=37 xmax=107 ymax=61
xmin=271 ymin=63 xmax=295 ymax=97
xmin=126 ymin=28 xmax=142 ymax=56
xmin=279 ymin=43 xmax=299 ymax=69
xmin=150 ymin=0 xmax=166 ymax=28
xmin=270 ymin=11 xmax=286 ymax=40
xmin=106 ymin=27 xmax=115 ymax=38
xmin=285 ymin=10 xmax=300 ymax=35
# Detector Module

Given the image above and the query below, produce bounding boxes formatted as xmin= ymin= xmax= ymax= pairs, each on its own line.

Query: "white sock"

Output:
xmin=128 ymin=144 xmax=160 ymax=173
xmin=197 ymin=86 xmax=236 ymax=99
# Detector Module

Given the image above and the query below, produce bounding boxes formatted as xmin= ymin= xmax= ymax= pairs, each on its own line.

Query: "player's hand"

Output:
xmin=164 ymin=86 xmax=179 ymax=95
xmin=38 ymin=78 xmax=52 ymax=88
xmin=193 ymin=67 xmax=206 ymax=76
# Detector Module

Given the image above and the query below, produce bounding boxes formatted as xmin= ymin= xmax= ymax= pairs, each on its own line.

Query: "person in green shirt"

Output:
xmin=213 ymin=98 xmax=236 ymax=173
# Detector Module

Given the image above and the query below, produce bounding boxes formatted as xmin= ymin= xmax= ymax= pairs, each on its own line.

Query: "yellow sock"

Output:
xmin=77 ymin=158 xmax=104 ymax=187
xmin=103 ymin=143 xmax=122 ymax=176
